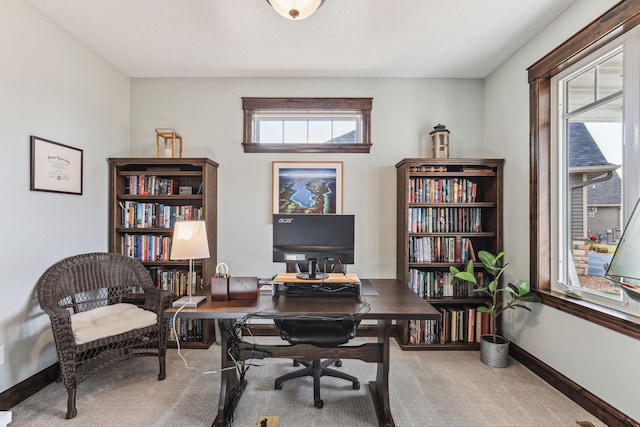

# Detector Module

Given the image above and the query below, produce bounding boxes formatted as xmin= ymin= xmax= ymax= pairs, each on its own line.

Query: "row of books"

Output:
xmin=408 ymin=177 xmax=478 ymax=204
xmin=121 ymin=234 xmax=172 ymax=261
xmin=408 ymin=165 xmax=448 ymax=172
xmin=120 ymin=201 xmax=203 ymax=228
xmin=148 ymin=266 xmax=203 ymax=297
xmin=408 ymin=268 xmax=485 ymax=298
xmin=409 ymin=236 xmax=476 ymax=263
xmin=125 ymin=175 xmax=180 ymax=195
xmin=407 ymin=306 xmax=491 ymax=344
xmin=170 ymin=318 xmax=204 ymax=342
xmin=408 ymin=207 xmax=483 ymax=233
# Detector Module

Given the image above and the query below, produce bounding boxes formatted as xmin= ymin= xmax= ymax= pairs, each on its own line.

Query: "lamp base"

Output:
xmin=172 ymin=295 xmax=207 ymax=308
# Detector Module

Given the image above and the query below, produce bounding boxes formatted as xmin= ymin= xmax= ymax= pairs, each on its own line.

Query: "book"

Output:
xmin=466 ymin=239 xmax=476 ymax=261
xmin=467 ymin=307 xmax=476 ymax=343
xmin=439 ymin=306 xmax=449 ymax=344
xmin=462 ymin=166 xmax=494 ymax=175
xmin=409 ymin=165 xmax=447 ymax=172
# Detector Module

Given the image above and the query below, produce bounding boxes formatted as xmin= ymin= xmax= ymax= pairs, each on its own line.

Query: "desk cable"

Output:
xmin=236 ymin=294 xmax=371 ymax=324
xmin=170 ymin=306 xmax=237 ymax=375
xmin=222 ymin=294 xmax=370 ymax=424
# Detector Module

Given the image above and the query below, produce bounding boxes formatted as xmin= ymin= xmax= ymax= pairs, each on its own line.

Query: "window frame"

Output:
xmin=528 ymin=1 xmax=640 ymax=338
xmin=553 ymin=41 xmax=627 ymax=310
xmin=241 ymin=97 xmax=372 ymax=153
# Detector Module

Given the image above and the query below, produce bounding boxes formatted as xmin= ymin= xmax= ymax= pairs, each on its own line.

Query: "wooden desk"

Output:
xmin=166 ymin=278 xmax=440 ymax=427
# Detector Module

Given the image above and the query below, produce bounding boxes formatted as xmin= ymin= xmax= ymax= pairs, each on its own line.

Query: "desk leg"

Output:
xmin=368 ymin=319 xmax=394 ymax=427
xmin=212 ymin=319 xmax=247 ymax=427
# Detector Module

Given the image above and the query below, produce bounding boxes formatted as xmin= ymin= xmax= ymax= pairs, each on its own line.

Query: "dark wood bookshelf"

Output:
xmin=108 ymin=157 xmax=218 ymax=349
xmin=395 ymin=158 xmax=504 ymax=350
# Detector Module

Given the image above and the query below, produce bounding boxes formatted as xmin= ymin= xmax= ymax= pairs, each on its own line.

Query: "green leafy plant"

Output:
xmin=450 ymin=250 xmax=542 ymax=343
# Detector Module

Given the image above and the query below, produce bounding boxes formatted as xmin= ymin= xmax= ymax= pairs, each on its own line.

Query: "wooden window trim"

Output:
xmin=242 ymin=97 xmax=372 ymax=153
xmin=528 ymin=1 xmax=640 ymax=337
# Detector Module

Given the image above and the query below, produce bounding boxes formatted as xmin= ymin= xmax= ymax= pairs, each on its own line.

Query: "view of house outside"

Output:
xmin=569 ymin=121 xmax=622 ymax=296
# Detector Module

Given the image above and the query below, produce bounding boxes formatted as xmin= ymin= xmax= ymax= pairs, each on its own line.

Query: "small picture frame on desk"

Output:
xmin=30 ymin=135 xmax=83 ymax=195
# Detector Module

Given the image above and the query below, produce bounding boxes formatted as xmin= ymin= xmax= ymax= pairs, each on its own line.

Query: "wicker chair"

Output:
xmin=37 ymin=252 xmax=171 ymax=419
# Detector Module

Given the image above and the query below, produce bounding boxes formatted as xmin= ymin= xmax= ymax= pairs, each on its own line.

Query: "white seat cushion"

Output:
xmin=71 ymin=303 xmax=157 ymax=345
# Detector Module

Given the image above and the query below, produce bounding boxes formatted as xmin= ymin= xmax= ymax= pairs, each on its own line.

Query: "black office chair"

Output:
xmin=274 ymin=263 xmax=360 ymax=409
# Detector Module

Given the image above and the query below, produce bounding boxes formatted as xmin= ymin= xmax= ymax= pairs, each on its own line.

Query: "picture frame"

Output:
xmin=272 ymin=161 xmax=343 ymax=214
xmin=30 ymin=135 xmax=83 ymax=195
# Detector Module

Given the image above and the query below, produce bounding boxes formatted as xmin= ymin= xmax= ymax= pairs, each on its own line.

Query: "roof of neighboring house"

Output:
xmin=569 ymin=122 xmax=621 ymax=205
xmin=327 ymin=130 xmax=356 ymax=143
xmin=587 ymin=171 xmax=621 ymax=205
xmin=568 ymin=122 xmax=611 ymax=167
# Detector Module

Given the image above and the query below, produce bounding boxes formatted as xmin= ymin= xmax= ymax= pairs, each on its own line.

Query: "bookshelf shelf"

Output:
xmin=410 ymin=202 xmax=496 ymax=207
xmin=116 ymin=170 xmax=204 ymax=177
xmin=109 ymin=157 xmax=219 ymax=349
xmin=117 ymin=195 xmax=204 ymax=201
xmin=396 ymin=158 xmax=504 ymax=350
xmin=115 ymin=228 xmax=175 ymax=233
xmin=408 ymin=232 xmax=496 ymax=237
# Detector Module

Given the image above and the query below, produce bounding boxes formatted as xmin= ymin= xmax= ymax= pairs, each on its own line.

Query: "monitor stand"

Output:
xmin=296 ymin=272 xmax=329 ymax=280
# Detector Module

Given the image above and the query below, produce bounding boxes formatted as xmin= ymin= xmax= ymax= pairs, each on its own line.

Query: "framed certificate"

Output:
xmin=30 ymin=136 xmax=83 ymax=195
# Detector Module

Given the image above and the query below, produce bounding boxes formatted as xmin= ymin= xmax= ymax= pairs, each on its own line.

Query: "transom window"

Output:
xmin=242 ymin=98 xmax=372 ymax=153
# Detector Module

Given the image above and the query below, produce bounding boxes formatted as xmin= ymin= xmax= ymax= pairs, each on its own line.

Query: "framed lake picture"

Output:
xmin=272 ymin=161 xmax=343 ymax=214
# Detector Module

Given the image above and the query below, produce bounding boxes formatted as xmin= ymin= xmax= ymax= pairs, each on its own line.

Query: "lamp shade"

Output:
xmin=605 ymin=198 xmax=640 ymax=302
xmin=266 ymin=0 xmax=325 ymax=20
xmin=170 ymin=220 xmax=210 ymax=260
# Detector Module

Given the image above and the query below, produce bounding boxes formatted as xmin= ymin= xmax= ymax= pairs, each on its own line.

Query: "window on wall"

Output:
xmin=552 ymin=42 xmax=631 ymax=312
xmin=529 ymin=2 xmax=640 ymax=338
xmin=242 ymin=98 xmax=372 ymax=153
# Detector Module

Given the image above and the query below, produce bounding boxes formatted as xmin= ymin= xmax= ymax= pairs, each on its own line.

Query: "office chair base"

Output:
xmin=274 ymin=359 xmax=360 ymax=408
xmin=293 ymin=359 xmax=341 ymax=368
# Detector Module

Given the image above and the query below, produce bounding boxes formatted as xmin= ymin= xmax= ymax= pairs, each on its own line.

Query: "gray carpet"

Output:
xmin=10 ymin=337 xmax=605 ymax=426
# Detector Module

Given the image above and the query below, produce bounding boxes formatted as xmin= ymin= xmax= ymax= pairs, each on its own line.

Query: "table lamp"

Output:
xmin=605 ymin=198 xmax=640 ymax=303
xmin=170 ymin=220 xmax=210 ymax=308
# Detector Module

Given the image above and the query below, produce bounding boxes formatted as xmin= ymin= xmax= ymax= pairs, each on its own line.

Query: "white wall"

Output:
xmin=129 ymin=77 xmax=484 ymax=278
xmin=0 ymin=0 xmax=129 ymax=392
xmin=484 ymin=0 xmax=639 ymax=420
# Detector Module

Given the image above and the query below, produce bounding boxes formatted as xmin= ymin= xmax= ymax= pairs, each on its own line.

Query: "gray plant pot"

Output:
xmin=480 ymin=334 xmax=510 ymax=368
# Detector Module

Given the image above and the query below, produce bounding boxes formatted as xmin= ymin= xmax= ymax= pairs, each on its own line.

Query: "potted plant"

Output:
xmin=450 ymin=250 xmax=541 ymax=367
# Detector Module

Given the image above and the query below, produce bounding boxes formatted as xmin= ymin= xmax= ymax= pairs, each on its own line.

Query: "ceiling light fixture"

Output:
xmin=266 ymin=0 xmax=325 ymax=20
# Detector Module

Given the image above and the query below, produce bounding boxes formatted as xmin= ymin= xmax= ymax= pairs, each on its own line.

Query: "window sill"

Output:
xmin=242 ymin=143 xmax=371 ymax=154
xmin=538 ymin=290 xmax=640 ymax=340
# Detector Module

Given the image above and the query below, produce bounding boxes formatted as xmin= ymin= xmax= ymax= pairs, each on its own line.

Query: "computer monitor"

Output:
xmin=273 ymin=214 xmax=355 ymax=279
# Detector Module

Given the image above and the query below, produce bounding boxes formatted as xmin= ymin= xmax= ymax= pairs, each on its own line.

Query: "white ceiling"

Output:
xmin=24 ymin=0 xmax=577 ymax=79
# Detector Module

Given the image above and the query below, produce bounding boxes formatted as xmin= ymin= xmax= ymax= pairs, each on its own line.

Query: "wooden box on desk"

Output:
xmin=229 ymin=277 xmax=260 ymax=300
xmin=211 ymin=275 xmax=229 ymax=301
xmin=211 ymin=276 xmax=259 ymax=300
